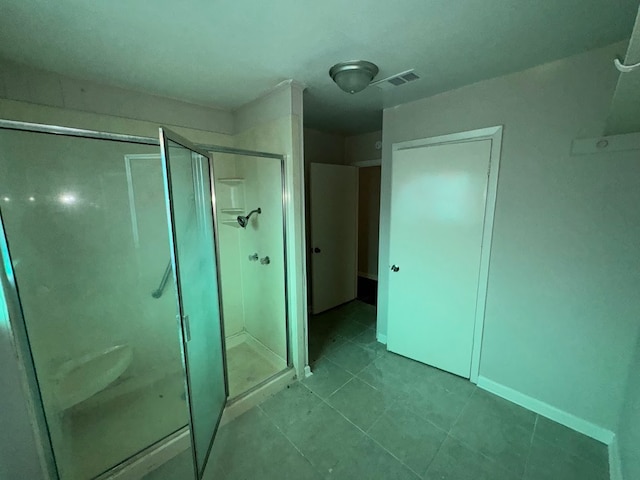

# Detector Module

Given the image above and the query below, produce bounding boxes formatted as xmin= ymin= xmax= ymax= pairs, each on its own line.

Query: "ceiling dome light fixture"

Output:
xmin=329 ymin=60 xmax=379 ymax=94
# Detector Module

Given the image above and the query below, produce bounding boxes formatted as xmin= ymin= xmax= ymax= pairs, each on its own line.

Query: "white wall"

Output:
xmin=345 ymin=130 xmax=382 ymax=164
xmin=379 ymin=41 xmax=640 ymax=434
xmin=0 ymin=58 xmax=234 ymax=135
xmin=234 ymin=81 xmax=308 ymax=376
xmin=618 ymin=334 xmax=640 ymax=480
xmin=303 ymin=128 xmax=345 ymax=166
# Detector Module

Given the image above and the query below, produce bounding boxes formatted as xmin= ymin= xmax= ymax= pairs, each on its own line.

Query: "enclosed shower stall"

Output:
xmin=0 ymin=120 xmax=290 ymax=480
xmin=213 ymin=152 xmax=288 ymax=397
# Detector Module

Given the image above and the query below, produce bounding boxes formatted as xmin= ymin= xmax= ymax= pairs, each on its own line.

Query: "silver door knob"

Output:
xmin=391 ymin=265 xmax=400 ymax=272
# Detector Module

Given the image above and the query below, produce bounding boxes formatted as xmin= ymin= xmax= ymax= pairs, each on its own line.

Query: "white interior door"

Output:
xmin=387 ymin=140 xmax=491 ymax=378
xmin=310 ymin=163 xmax=358 ymax=314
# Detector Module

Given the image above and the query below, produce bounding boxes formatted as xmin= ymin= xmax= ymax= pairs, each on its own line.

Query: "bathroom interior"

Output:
xmin=0 ymin=121 xmax=291 ymax=480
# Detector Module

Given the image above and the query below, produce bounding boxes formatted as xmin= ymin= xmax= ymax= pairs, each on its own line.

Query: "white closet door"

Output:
xmin=387 ymin=140 xmax=491 ymax=378
xmin=309 ymin=163 xmax=358 ymax=314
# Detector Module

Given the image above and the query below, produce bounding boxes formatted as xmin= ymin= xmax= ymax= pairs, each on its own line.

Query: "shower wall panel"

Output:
xmin=239 ymin=156 xmax=286 ymax=361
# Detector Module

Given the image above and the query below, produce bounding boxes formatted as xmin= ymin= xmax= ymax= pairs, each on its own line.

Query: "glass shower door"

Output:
xmin=159 ymin=128 xmax=227 ymax=478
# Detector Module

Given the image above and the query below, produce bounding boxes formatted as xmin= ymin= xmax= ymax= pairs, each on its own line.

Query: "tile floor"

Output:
xmin=147 ymin=300 xmax=610 ymax=480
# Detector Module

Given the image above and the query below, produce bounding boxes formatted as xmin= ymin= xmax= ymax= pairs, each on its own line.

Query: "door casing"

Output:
xmin=389 ymin=125 xmax=503 ymax=383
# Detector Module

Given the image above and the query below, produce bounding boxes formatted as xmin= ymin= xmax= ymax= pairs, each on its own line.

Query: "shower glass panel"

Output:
xmin=0 ymin=127 xmax=189 ymax=480
xmin=212 ymin=152 xmax=288 ymax=397
xmin=159 ymin=130 xmax=226 ymax=478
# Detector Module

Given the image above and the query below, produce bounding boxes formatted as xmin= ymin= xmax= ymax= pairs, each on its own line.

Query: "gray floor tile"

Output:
xmin=524 ymin=435 xmax=609 ymax=480
xmin=468 ymin=388 xmax=536 ymax=428
xmin=367 ymin=402 xmax=447 ymax=475
xmin=331 ymin=318 xmax=370 ymax=340
xmin=326 ymin=377 xmax=394 ymax=431
xmin=345 ymin=301 xmax=377 ymax=327
xmin=534 ymin=415 xmax=609 ymax=469
xmin=357 ymin=350 xmax=432 ymax=394
xmin=260 ymin=382 xmax=322 ymax=435
xmin=424 ymin=436 xmax=519 ymax=480
xmin=351 ymin=327 xmax=387 ymax=354
xmin=449 ymin=390 xmax=535 ymax=476
xmin=328 ymin=436 xmax=421 ymax=480
xmin=396 ymin=378 xmax=472 ymax=431
xmin=211 ymin=408 xmax=314 ymax=480
xmin=422 ymin=363 xmax=477 ymax=398
xmin=327 ymin=341 xmax=379 ymax=374
xmin=284 ymin=402 xmax=365 ymax=475
xmin=308 ymin=330 xmax=348 ymax=363
xmin=303 ymin=356 xmax=353 ymax=399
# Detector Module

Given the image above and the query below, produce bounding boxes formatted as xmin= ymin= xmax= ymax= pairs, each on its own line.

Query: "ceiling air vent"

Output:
xmin=372 ymin=69 xmax=420 ymax=90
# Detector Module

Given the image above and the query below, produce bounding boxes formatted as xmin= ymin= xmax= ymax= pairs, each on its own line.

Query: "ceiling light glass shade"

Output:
xmin=329 ymin=61 xmax=379 ymax=94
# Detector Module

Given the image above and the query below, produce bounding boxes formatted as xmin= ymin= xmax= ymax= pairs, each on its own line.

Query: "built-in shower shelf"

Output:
xmin=218 ymin=177 xmax=245 ymax=185
xmin=221 ymin=219 xmax=242 ymax=228
xmin=220 ymin=208 xmax=245 ymax=214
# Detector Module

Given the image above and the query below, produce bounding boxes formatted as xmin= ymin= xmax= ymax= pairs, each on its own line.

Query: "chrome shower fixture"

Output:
xmin=237 ymin=207 xmax=261 ymax=228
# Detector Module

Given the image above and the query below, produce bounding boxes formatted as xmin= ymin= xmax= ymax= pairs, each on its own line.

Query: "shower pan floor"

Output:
xmin=63 ymin=372 xmax=188 ymax=480
xmin=226 ymin=334 xmax=287 ymax=398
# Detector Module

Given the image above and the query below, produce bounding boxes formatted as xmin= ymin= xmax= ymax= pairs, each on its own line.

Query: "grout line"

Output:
xmin=447 ymin=385 xmax=478 ymax=433
xmin=314 ymin=391 xmax=425 ymax=476
xmin=521 ymin=414 xmax=539 ymax=480
xmin=363 ymin=430 xmax=425 ymax=479
xmin=422 ymin=433 xmax=448 ymax=478
xmin=444 ymin=433 xmax=525 ymax=479
xmin=325 ymin=375 xmax=356 ymax=399
xmin=256 ymin=402 xmax=320 ymax=472
xmin=309 ymin=367 xmax=430 ymax=479
xmin=362 ymin=401 xmax=445 ymax=479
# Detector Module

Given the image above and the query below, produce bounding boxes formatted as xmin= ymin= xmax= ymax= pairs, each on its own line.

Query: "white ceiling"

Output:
xmin=0 ymin=0 xmax=638 ymax=134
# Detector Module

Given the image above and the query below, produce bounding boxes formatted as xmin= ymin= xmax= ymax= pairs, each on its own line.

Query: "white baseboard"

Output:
xmin=477 ymin=376 xmax=614 ymax=445
xmin=376 ymin=333 xmax=387 ymax=344
xmin=609 ymin=435 xmax=623 ymax=480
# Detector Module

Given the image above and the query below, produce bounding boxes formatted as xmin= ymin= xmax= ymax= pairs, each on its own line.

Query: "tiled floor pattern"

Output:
xmin=147 ymin=301 xmax=610 ymax=480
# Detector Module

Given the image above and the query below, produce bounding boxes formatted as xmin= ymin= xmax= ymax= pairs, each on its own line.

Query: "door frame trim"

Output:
xmin=392 ymin=125 xmax=503 ymax=383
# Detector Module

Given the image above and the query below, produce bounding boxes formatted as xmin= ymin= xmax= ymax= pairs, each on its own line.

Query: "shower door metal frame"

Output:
xmin=159 ymin=128 xmax=230 ymax=478
xmin=0 ymin=119 xmax=159 ymax=480
xmin=0 ymin=196 xmax=59 ymax=480
xmin=0 ymin=118 xmax=294 ymax=479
